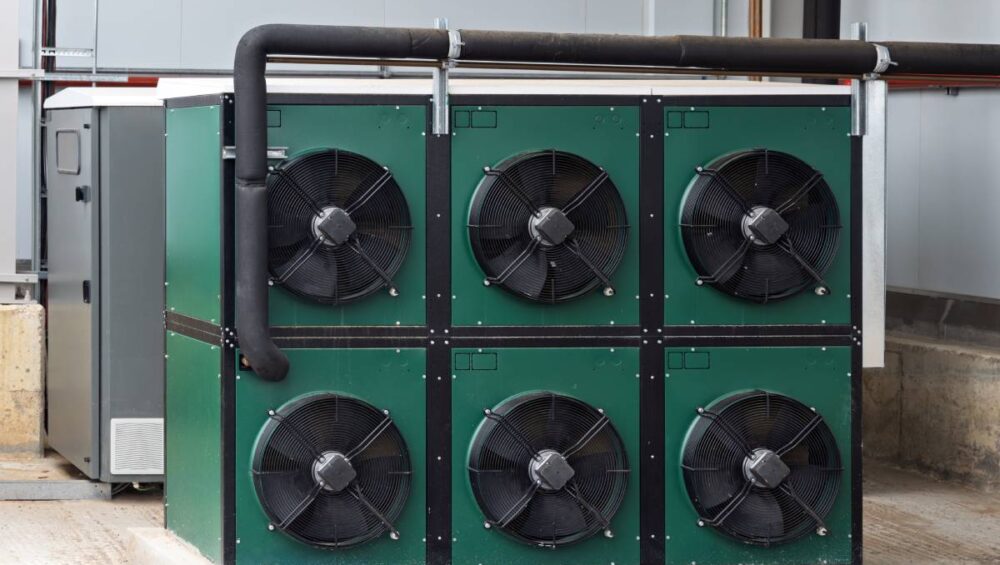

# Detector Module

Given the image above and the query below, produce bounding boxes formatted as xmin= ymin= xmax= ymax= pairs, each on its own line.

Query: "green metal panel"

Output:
xmin=264 ymin=105 xmax=427 ymax=327
xmin=451 ymin=106 xmax=640 ymax=326
xmin=165 ymin=105 xmax=222 ymax=323
xmin=452 ymin=347 xmax=640 ymax=565
xmin=235 ymin=348 xmax=426 ymax=564
xmin=664 ymin=106 xmax=852 ymax=326
xmin=165 ymin=332 xmax=222 ymax=563
xmin=664 ymin=346 xmax=853 ymax=565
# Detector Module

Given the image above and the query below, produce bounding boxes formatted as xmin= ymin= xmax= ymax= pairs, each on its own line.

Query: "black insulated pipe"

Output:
xmin=234 ymin=25 xmax=449 ymax=381
xmin=234 ymin=24 xmax=1000 ymax=380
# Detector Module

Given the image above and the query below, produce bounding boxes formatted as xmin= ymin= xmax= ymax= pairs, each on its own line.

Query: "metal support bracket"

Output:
xmin=222 ymin=146 xmax=288 ymax=161
xmin=850 ymin=22 xmax=888 ymax=368
xmin=431 ymin=18 xmax=462 ymax=136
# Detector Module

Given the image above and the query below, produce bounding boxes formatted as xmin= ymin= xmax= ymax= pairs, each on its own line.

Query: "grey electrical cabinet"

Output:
xmin=44 ymin=88 xmax=165 ymax=483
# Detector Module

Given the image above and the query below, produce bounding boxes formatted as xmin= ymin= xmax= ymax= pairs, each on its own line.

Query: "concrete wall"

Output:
xmin=0 ymin=304 xmax=45 ymax=456
xmin=864 ymin=335 xmax=1000 ymax=490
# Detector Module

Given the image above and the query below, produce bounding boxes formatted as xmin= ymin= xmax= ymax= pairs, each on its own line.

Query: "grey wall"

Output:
xmin=841 ymin=0 xmax=1000 ymax=300
xmin=54 ymin=0 xmax=720 ymax=71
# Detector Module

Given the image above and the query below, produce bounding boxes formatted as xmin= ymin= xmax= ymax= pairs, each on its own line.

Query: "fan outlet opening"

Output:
xmin=680 ymin=149 xmax=841 ymax=303
xmin=267 ymin=148 xmax=412 ymax=305
xmin=468 ymin=150 xmax=629 ymax=303
xmin=468 ymin=392 xmax=629 ymax=547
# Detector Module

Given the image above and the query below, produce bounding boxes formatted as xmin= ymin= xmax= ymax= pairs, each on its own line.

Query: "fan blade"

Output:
xmin=696 ymin=471 xmax=745 ymax=512
xmin=520 ymin=491 xmax=588 ymax=539
xmin=744 ymin=491 xmax=786 ymax=540
xmin=280 ymin=247 xmax=339 ymax=301
xmin=308 ymin=493 xmax=370 ymax=543
xmin=269 ymin=223 xmax=308 ymax=248
xmin=486 ymin=241 xmax=548 ymax=298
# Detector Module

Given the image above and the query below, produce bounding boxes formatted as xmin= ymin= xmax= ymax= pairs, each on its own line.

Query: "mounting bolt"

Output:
xmin=267 ymin=409 xmax=276 ymax=416
xmin=816 ymin=527 xmax=828 ymax=536
xmin=483 ymin=279 xmax=491 ymax=287
xmin=390 ymin=531 xmax=400 ymax=540
xmin=603 ymin=286 xmax=615 ymax=297
xmin=483 ymin=521 xmax=492 ymax=529
xmin=696 ymin=407 xmax=705 ymax=414
xmin=267 ymin=524 xmax=275 ymax=531
xmin=815 ymin=286 xmax=829 ymax=296
xmin=484 ymin=409 xmax=492 ymax=415
xmin=389 ymin=287 xmax=400 ymax=297
xmin=697 ymin=520 xmax=705 ymax=527
xmin=604 ymin=529 xmax=614 ymax=538
xmin=383 ymin=409 xmax=390 ymax=415
xmin=695 ymin=279 xmax=704 ymax=286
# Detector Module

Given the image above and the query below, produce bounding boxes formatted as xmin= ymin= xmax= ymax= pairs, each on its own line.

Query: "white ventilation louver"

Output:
xmin=110 ymin=418 xmax=164 ymax=475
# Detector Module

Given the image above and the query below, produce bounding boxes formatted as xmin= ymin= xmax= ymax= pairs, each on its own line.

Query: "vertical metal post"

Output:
xmin=851 ymin=21 xmax=887 ymax=368
xmin=431 ymin=17 xmax=450 ymax=136
xmin=91 ymin=0 xmax=100 ymax=84
xmin=642 ymin=0 xmax=656 ymax=36
xmin=713 ymin=0 xmax=728 ymax=37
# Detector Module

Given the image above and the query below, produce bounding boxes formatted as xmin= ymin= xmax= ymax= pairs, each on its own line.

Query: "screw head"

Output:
xmin=484 ymin=521 xmax=492 ymax=529
xmin=390 ymin=531 xmax=400 ymax=540
xmin=603 ymin=286 xmax=615 ymax=297
xmin=604 ymin=529 xmax=614 ymax=538
xmin=267 ymin=524 xmax=275 ymax=531
xmin=816 ymin=527 xmax=828 ymax=536
xmin=697 ymin=520 xmax=705 ymax=527
xmin=388 ymin=286 xmax=400 ymax=297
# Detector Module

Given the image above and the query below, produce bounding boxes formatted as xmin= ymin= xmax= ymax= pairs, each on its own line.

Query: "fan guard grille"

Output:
xmin=680 ymin=149 xmax=841 ymax=302
xmin=251 ymin=393 xmax=411 ymax=548
xmin=267 ymin=149 xmax=411 ymax=304
xmin=468 ymin=150 xmax=629 ymax=303
xmin=468 ymin=392 xmax=629 ymax=547
xmin=682 ymin=390 xmax=842 ymax=545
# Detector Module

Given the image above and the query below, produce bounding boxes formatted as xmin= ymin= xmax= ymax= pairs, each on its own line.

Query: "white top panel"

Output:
xmin=44 ymin=87 xmax=163 ymax=109
xmin=156 ymin=77 xmax=849 ymax=100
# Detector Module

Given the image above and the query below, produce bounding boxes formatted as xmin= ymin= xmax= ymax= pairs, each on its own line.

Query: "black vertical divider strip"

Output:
xmin=850 ymin=134 xmax=863 ymax=564
xmin=639 ymin=97 xmax=666 ymax=565
xmin=221 ymin=94 xmax=238 ymax=565
xmin=425 ymin=103 xmax=453 ymax=565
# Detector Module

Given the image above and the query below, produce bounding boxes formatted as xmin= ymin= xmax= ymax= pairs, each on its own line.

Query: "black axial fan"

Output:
xmin=468 ymin=150 xmax=629 ymax=303
xmin=251 ymin=393 xmax=411 ymax=548
xmin=682 ymin=390 xmax=842 ymax=545
xmin=468 ymin=392 xmax=629 ymax=547
xmin=267 ymin=149 xmax=411 ymax=304
xmin=680 ymin=149 xmax=841 ymax=302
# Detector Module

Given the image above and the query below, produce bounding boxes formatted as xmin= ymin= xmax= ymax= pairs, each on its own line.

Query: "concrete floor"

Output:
xmin=0 ymin=461 xmax=997 ymax=564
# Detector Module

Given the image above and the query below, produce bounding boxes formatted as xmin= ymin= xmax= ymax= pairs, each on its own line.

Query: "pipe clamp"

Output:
xmin=448 ymin=29 xmax=463 ymax=59
xmin=871 ymin=43 xmax=895 ymax=74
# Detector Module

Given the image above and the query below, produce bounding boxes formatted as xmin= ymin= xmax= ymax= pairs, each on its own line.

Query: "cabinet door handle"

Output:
xmin=75 ymin=185 xmax=91 ymax=202
xmin=82 ymin=280 xmax=91 ymax=304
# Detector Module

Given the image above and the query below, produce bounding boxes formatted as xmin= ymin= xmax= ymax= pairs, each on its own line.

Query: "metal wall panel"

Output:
xmin=45 ymin=107 xmax=100 ymax=478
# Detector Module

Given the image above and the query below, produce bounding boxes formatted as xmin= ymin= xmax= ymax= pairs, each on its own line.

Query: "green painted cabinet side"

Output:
xmin=451 ymin=105 xmax=640 ymax=326
xmin=165 ymin=105 xmax=222 ymax=323
xmin=452 ymin=347 xmax=640 ymax=565
xmin=264 ymin=105 xmax=427 ymax=327
xmin=664 ymin=106 xmax=852 ymax=326
xmin=165 ymin=332 xmax=222 ymax=563
xmin=235 ymin=348 xmax=426 ymax=564
xmin=664 ymin=346 xmax=853 ymax=565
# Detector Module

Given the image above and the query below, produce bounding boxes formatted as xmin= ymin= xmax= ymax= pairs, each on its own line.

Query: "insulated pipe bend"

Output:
xmin=233 ymin=25 xmax=450 ymax=381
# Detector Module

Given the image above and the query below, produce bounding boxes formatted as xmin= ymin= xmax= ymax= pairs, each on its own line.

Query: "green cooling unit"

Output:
xmin=664 ymin=105 xmax=853 ymax=328
xmin=451 ymin=347 xmax=640 ymax=564
xmin=162 ymin=79 xmax=862 ymax=565
xmin=452 ymin=105 xmax=640 ymax=326
xmin=664 ymin=346 xmax=856 ymax=565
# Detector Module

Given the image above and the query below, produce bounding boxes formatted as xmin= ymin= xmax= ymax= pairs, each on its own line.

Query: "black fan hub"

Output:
xmin=529 ymin=207 xmax=575 ymax=247
xmin=312 ymin=451 xmax=357 ymax=493
xmin=528 ymin=449 xmax=575 ymax=491
xmin=742 ymin=448 xmax=790 ymax=489
xmin=742 ymin=206 xmax=788 ymax=246
xmin=313 ymin=206 xmax=356 ymax=246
